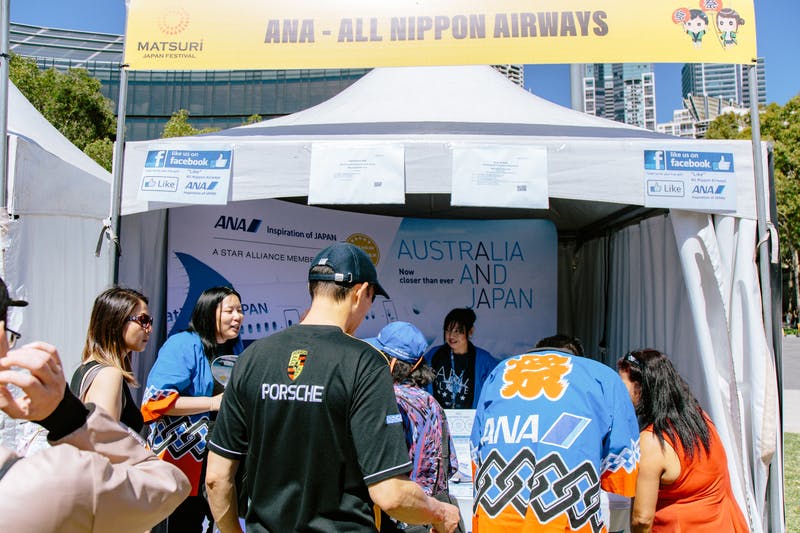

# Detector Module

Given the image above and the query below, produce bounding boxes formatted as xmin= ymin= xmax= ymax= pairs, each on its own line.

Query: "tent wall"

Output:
xmin=561 ymin=212 xmax=780 ymax=532
xmin=118 ymin=209 xmax=169 ymax=403
xmin=2 ymin=215 xmax=110 ymax=376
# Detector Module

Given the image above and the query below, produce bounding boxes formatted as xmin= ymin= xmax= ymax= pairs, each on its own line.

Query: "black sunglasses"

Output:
xmin=5 ymin=326 xmax=21 ymax=348
xmin=127 ymin=313 xmax=154 ymax=329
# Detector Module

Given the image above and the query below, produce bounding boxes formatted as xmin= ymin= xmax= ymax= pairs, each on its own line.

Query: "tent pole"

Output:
xmin=108 ymin=65 xmax=129 ymax=284
xmin=0 ymin=0 xmax=9 ymax=212
xmin=748 ymin=60 xmax=784 ymax=533
xmin=748 ymin=60 xmax=773 ymax=350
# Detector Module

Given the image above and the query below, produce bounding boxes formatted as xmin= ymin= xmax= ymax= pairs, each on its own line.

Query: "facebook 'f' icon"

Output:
xmin=145 ymin=150 xmax=168 ymax=168
xmin=644 ymin=150 xmax=665 ymax=170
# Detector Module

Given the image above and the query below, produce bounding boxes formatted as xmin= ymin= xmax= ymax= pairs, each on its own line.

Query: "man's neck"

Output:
xmin=300 ymin=298 xmax=350 ymax=333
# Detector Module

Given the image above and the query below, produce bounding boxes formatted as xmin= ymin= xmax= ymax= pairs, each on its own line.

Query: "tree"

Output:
xmin=707 ymin=96 xmax=800 ymax=320
xmin=9 ymin=54 xmax=115 ymax=152
xmin=161 ymin=109 xmax=220 ymax=138
xmin=83 ymin=138 xmax=114 ymax=172
xmin=703 ymin=112 xmax=749 ymax=140
xmin=243 ymin=114 xmax=263 ymax=125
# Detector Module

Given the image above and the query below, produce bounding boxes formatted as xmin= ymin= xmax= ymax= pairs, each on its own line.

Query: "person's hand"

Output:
xmin=211 ymin=392 xmax=224 ymax=411
xmin=0 ymin=342 xmax=66 ymax=420
xmin=431 ymin=501 xmax=461 ymax=533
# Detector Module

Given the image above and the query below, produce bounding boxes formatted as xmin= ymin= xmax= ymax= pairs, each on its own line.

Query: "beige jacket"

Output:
xmin=0 ymin=405 xmax=190 ymax=532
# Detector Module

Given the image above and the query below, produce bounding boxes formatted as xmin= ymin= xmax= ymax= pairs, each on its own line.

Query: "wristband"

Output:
xmin=36 ymin=385 xmax=90 ymax=441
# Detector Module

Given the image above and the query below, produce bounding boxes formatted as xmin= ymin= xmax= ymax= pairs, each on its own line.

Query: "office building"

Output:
xmin=492 ymin=64 xmax=524 ymax=87
xmin=578 ymin=63 xmax=656 ymax=131
xmin=656 ymin=94 xmax=747 ymax=139
xmin=681 ymin=59 xmax=766 ymax=108
xmin=10 ymin=23 xmax=526 ymax=141
xmin=9 ymin=23 xmax=371 ymax=141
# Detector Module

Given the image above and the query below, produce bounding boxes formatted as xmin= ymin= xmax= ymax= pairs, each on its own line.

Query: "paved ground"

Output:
xmin=781 ymin=335 xmax=800 ymax=433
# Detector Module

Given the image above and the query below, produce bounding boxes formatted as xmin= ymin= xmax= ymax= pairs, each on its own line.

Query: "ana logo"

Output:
xmin=214 ymin=216 xmax=262 ymax=233
xmin=287 ymin=350 xmax=307 ymax=381
xmin=185 ymin=181 xmax=218 ymax=191
xmin=159 ymin=8 xmax=190 ymax=35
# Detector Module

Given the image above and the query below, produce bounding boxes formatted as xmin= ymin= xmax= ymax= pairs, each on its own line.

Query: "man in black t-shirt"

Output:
xmin=206 ymin=243 xmax=461 ymax=533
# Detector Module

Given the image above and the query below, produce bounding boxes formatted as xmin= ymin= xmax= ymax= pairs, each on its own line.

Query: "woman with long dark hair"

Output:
xmin=424 ymin=308 xmax=497 ymax=409
xmin=70 ymin=287 xmax=150 ymax=432
xmin=617 ymin=349 xmax=748 ymax=532
xmin=142 ymin=286 xmax=243 ymax=532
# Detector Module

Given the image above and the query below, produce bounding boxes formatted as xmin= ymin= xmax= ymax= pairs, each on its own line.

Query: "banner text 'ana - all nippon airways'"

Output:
xmin=124 ymin=0 xmax=757 ymax=70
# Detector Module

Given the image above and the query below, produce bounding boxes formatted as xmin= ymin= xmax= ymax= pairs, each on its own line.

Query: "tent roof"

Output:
xmin=227 ymin=65 xmax=666 ymax=139
xmin=8 ymin=82 xmax=110 ymax=218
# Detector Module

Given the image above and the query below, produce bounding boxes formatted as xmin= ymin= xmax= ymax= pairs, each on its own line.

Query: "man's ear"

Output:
xmin=353 ymin=282 xmax=371 ymax=303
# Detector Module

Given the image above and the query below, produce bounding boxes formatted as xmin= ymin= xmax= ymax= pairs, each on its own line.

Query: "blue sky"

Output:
xmin=9 ymin=1 xmax=798 ymax=123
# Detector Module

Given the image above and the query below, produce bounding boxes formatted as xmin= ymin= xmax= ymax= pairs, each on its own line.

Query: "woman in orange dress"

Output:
xmin=617 ymin=349 xmax=749 ymax=533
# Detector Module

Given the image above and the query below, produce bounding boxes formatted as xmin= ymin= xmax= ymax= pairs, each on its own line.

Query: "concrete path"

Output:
xmin=781 ymin=335 xmax=800 ymax=433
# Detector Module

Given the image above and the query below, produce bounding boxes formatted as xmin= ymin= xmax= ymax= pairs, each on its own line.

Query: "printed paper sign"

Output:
xmin=138 ymin=147 xmax=233 ymax=204
xmin=643 ymin=149 xmax=736 ymax=212
xmin=444 ymin=409 xmax=476 ymax=493
xmin=451 ymin=145 xmax=548 ymax=208
xmin=309 ymin=143 xmax=405 ymax=204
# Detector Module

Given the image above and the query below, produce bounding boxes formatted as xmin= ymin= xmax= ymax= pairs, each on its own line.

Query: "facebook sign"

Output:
xmin=644 ymin=150 xmax=734 ymax=173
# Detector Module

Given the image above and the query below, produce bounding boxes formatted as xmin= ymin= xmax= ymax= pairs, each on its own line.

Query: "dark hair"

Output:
xmin=82 ymin=287 xmax=148 ymax=384
xmin=535 ymin=334 xmax=584 ymax=356
xmin=443 ymin=307 xmax=476 ymax=333
xmin=308 ymin=265 xmax=360 ymax=302
xmin=617 ymin=349 xmax=710 ymax=459
xmin=390 ymin=359 xmax=435 ymax=387
xmin=188 ymin=286 xmax=241 ymax=359
xmin=688 ymin=9 xmax=708 ymax=24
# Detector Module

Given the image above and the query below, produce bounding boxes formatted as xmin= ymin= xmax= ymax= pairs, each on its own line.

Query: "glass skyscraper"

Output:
xmin=579 ymin=63 xmax=656 ymax=131
xmin=681 ymin=60 xmax=766 ymax=108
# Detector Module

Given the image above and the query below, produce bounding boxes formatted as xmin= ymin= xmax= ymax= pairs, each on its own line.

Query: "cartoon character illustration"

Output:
xmin=716 ymin=8 xmax=744 ymax=48
xmin=683 ymin=9 xmax=709 ymax=48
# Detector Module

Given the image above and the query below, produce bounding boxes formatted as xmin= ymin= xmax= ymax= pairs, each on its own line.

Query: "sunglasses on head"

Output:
xmin=127 ymin=313 xmax=154 ymax=329
xmin=623 ymin=351 xmax=642 ymax=369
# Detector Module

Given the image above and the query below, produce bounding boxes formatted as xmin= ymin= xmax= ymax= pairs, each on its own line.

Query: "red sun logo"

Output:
xmin=158 ymin=8 xmax=190 ymax=36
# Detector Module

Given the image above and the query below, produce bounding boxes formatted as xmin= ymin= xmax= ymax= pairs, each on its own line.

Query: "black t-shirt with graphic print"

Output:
xmin=430 ymin=343 xmax=476 ymax=409
xmin=209 ymin=324 xmax=411 ymax=532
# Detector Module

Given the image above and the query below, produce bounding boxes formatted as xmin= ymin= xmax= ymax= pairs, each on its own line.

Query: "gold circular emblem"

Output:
xmin=158 ymin=8 xmax=190 ymax=35
xmin=346 ymin=233 xmax=380 ymax=266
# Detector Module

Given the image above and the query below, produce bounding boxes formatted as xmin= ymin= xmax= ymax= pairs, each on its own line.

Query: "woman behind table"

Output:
xmin=617 ymin=349 xmax=748 ymax=532
xmin=142 ymin=286 xmax=243 ymax=532
xmin=70 ymin=287 xmax=150 ymax=433
xmin=424 ymin=308 xmax=497 ymax=409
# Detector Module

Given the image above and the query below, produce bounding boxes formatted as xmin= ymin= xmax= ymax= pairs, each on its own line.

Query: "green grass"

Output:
xmin=786 ymin=433 xmax=800 ymax=532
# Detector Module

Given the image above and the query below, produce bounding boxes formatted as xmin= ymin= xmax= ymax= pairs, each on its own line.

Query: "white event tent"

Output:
xmin=119 ymin=66 xmax=782 ymax=532
xmin=1 ymin=81 xmax=112 ymax=371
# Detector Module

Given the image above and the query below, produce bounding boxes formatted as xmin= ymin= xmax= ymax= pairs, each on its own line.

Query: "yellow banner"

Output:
xmin=124 ymin=0 xmax=757 ymax=70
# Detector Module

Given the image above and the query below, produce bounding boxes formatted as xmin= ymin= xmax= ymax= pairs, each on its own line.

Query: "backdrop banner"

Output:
xmin=125 ymin=0 xmax=757 ymax=69
xmin=167 ymin=199 xmax=557 ymax=358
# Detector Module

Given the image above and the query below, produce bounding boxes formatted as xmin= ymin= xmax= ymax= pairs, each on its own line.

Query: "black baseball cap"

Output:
xmin=0 ymin=276 xmax=28 ymax=318
xmin=308 ymin=243 xmax=389 ymax=299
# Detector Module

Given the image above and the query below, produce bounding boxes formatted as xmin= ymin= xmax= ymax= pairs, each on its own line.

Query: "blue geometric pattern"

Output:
xmin=601 ymin=437 xmax=640 ymax=474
